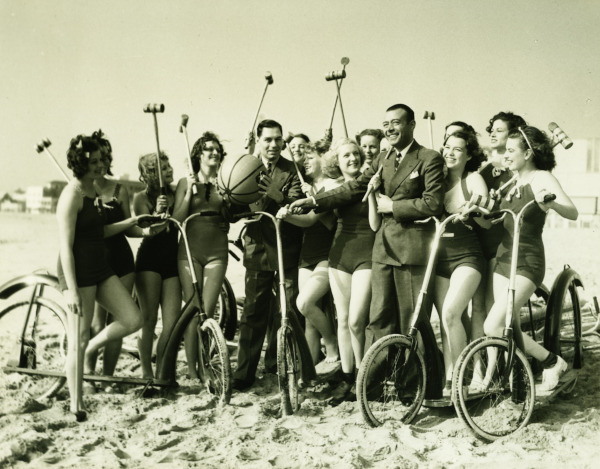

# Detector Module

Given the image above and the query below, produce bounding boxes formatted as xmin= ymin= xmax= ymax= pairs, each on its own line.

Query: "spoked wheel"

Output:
xmin=0 ymin=297 xmax=68 ymax=399
xmin=277 ymin=326 xmax=301 ymax=416
xmin=453 ymin=337 xmax=535 ymax=441
xmin=544 ymin=267 xmax=584 ymax=369
xmin=198 ymin=318 xmax=232 ymax=405
xmin=356 ymin=334 xmax=426 ymax=427
xmin=215 ymin=277 xmax=237 ymax=341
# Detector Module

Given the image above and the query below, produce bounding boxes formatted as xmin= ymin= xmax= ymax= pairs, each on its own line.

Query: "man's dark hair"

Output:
xmin=385 ymin=104 xmax=415 ymax=123
xmin=257 ymin=119 xmax=283 ymax=137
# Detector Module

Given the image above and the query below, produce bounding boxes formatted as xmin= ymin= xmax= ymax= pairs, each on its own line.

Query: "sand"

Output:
xmin=1 ymin=212 xmax=599 ymax=468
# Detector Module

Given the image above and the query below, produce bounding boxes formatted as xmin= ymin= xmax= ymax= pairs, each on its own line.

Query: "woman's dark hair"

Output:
xmin=190 ymin=131 xmax=226 ymax=173
xmin=356 ymin=128 xmax=385 ymax=145
xmin=66 ymin=135 xmax=101 ymax=179
xmin=444 ymin=129 xmax=486 ymax=173
xmin=485 ymin=111 xmax=527 ymax=134
xmin=91 ymin=129 xmax=113 ymax=176
xmin=444 ymin=121 xmax=476 ymax=135
xmin=507 ymin=126 xmax=556 ymax=172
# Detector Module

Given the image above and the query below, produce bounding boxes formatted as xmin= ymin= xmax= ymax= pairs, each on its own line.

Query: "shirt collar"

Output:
xmin=396 ymin=140 xmax=414 ymax=158
xmin=261 ymin=155 xmax=280 ymax=168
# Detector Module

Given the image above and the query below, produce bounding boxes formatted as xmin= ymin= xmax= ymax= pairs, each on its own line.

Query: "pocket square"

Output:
xmin=409 ymin=170 xmax=419 ymax=179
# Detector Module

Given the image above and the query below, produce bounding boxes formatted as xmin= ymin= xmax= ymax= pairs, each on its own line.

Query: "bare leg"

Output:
xmin=157 ymin=277 xmax=182 ymax=373
xmin=329 ymin=268 xmax=353 ymax=374
xmin=180 ymin=259 xmax=201 ymax=379
xmin=437 ymin=267 xmax=481 ymax=382
xmin=297 ymin=263 xmax=337 ymax=364
xmin=135 ymin=271 xmax=162 ymax=379
xmin=348 ymin=269 xmax=372 ymax=369
xmin=65 ymin=285 xmax=95 ymax=415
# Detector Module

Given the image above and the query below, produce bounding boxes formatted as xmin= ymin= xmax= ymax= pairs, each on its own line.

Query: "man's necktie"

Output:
xmin=394 ymin=150 xmax=402 ymax=170
xmin=267 ymin=162 xmax=273 ymax=176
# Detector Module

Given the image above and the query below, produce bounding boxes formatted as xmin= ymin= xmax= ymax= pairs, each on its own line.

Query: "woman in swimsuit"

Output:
xmin=173 ymin=132 xmax=229 ymax=379
xmin=484 ymin=125 xmax=578 ymax=391
xmin=56 ymin=135 xmax=144 ymax=418
xmin=85 ymin=130 xmax=140 ymax=385
xmin=432 ymin=129 xmax=488 ymax=396
xmin=323 ymin=138 xmax=376 ymax=396
xmin=133 ymin=152 xmax=181 ymax=379
xmin=277 ymin=140 xmax=339 ymax=365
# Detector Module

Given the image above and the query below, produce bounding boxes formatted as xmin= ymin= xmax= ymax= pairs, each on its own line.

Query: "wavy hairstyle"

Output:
xmin=485 ymin=111 xmax=527 ymax=134
xmin=66 ymin=135 xmax=101 ymax=179
xmin=321 ymin=138 xmax=365 ymax=180
xmin=138 ymin=152 xmax=171 ymax=189
xmin=508 ymin=126 xmax=556 ymax=172
xmin=91 ymin=129 xmax=113 ymax=176
xmin=190 ymin=131 xmax=226 ymax=173
xmin=444 ymin=129 xmax=486 ymax=173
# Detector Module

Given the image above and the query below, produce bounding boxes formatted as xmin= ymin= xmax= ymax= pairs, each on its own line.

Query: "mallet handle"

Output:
xmin=179 ymin=114 xmax=198 ymax=195
xmin=151 ymin=113 xmax=165 ymax=194
xmin=45 ymin=148 xmax=71 ymax=182
xmin=249 ymin=81 xmax=270 ymax=145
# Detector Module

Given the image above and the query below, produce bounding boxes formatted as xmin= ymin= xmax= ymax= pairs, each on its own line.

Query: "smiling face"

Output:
xmin=303 ymin=151 xmax=322 ymax=178
xmin=443 ymin=136 xmax=470 ymax=173
xmin=289 ymin=137 xmax=308 ymax=164
xmin=383 ymin=108 xmax=415 ymax=150
xmin=504 ymin=136 xmax=531 ymax=172
xmin=337 ymin=143 xmax=362 ymax=179
xmin=200 ymin=140 xmax=223 ymax=170
xmin=257 ymin=127 xmax=284 ymax=162
xmin=489 ymin=119 xmax=509 ymax=151
xmin=360 ymin=135 xmax=381 ymax=165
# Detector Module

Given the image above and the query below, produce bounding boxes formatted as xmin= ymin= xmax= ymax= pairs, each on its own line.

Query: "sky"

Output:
xmin=1 ymin=0 xmax=599 ymax=192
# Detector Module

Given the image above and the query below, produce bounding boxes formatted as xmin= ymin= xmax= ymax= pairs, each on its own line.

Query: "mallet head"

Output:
xmin=423 ymin=111 xmax=435 ymax=120
xmin=341 ymin=57 xmax=350 ymax=66
xmin=548 ymin=122 xmax=573 ymax=149
xmin=180 ymin=114 xmax=189 ymax=133
xmin=265 ymin=72 xmax=274 ymax=85
xmin=43 ymin=138 xmax=52 ymax=147
xmin=325 ymin=70 xmax=346 ymax=81
xmin=143 ymin=103 xmax=165 ymax=113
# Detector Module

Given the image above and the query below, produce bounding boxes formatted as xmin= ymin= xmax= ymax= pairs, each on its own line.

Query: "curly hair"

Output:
xmin=66 ymin=135 xmax=101 ymax=179
xmin=138 ymin=152 xmax=171 ymax=188
xmin=91 ymin=129 xmax=113 ymax=176
xmin=485 ymin=111 xmax=527 ymax=134
xmin=444 ymin=129 xmax=486 ymax=173
xmin=356 ymin=128 xmax=385 ymax=145
xmin=189 ymin=131 xmax=226 ymax=173
xmin=508 ymin=126 xmax=556 ymax=172
xmin=321 ymin=138 xmax=365 ymax=180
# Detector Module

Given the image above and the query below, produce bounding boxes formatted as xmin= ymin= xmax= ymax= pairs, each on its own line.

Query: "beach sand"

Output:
xmin=1 ymin=212 xmax=599 ymax=468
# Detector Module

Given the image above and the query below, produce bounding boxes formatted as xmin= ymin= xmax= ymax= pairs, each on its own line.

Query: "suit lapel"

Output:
xmin=387 ymin=143 xmax=421 ymax=195
xmin=260 ymin=158 xmax=286 ymax=210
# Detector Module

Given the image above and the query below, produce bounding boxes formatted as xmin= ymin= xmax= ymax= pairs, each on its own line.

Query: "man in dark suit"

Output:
xmin=233 ymin=119 xmax=307 ymax=390
xmin=291 ymin=104 xmax=445 ymax=397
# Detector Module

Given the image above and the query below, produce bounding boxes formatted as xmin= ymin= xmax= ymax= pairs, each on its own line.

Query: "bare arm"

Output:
xmin=56 ymin=186 xmax=82 ymax=314
xmin=533 ymin=171 xmax=578 ymax=220
xmin=172 ymin=176 xmax=193 ymax=222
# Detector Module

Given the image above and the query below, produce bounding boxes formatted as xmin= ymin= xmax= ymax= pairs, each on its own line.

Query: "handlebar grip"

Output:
xmin=415 ymin=217 xmax=433 ymax=225
xmin=543 ymin=194 xmax=557 ymax=203
xmin=233 ymin=211 xmax=260 ymax=221
xmin=483 ymin=211 xmax=504 ymax=220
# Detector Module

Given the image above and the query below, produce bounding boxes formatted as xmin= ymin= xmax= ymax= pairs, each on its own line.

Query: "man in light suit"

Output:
xmin=233 ymin=119 xmax=312 ymax=391
xmin=291 ymin=104 xmax=445 ymax=397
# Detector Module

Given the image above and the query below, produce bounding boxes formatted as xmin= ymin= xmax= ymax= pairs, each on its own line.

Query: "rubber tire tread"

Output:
xmin=453 ymin=336 xmax=535 ymax=441
xmin=0 ymin=297 xmax=68 ymax=399
xmin=356 ymin=334 xmax=426 ymax=427
xmin=200 ymin=318 xmax=232 ymax=405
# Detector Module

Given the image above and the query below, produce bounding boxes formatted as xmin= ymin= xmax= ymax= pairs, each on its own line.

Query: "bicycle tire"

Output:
xmin=198 ymin=318 xmax=232 ymax=405
xmin=544 ymin=268 xmax=584 ymax=369
xmin=356 ymin=334 xmax=426 ymax=427
xmin=219 ymin=278 xmax=238 ymax=341
xmin=0 ymin=297 xmax=68 ymax=399
xmin=277 ymin=326 xmax=300 ymax=416
xmin=453 ymin=336 xmax=535 ymax=441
